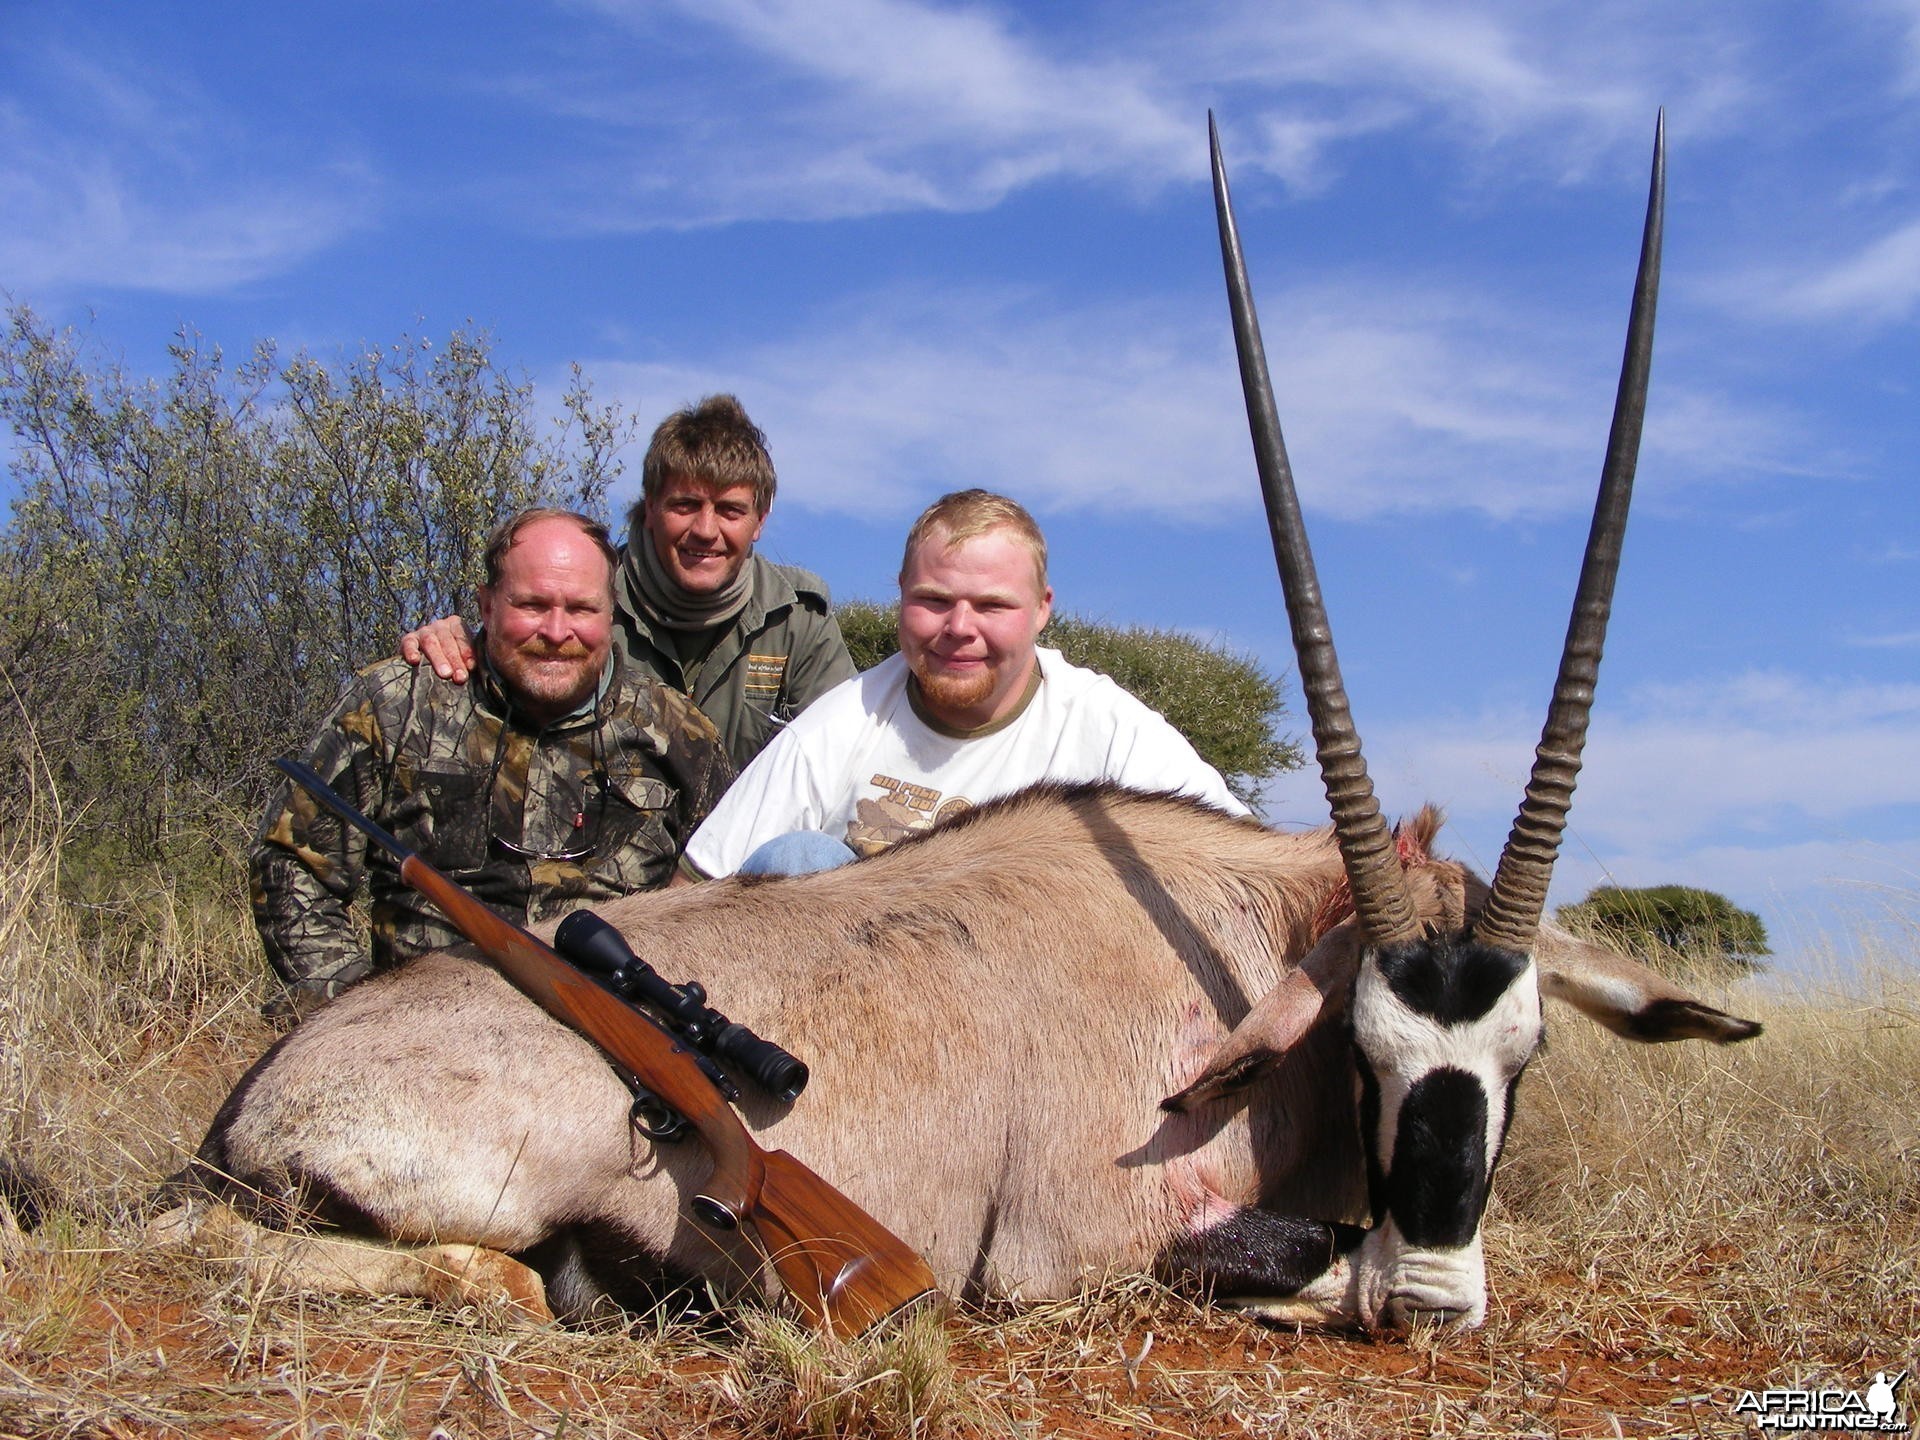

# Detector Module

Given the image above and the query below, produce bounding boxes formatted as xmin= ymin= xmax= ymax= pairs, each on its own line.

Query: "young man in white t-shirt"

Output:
xmin=678 ymin=490 xmax=1248 ymax=881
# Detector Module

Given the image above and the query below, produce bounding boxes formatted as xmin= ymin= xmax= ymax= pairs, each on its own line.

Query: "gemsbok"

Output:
xmin=156 ymin=112 xmax=1759 ymax=1334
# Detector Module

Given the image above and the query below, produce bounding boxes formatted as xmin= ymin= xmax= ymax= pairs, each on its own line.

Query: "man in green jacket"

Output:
xmin=406 ymin=395 xmax=854 ymax=770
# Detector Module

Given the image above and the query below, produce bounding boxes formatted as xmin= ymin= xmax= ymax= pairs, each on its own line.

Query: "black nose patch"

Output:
xmin=1387 ymin=1067 xmax=1489 ymax=1247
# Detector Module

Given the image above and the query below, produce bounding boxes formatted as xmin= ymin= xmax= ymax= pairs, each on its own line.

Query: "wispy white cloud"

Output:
xmin=0 ymin=45 xmax=371 ymax=295
xmin=522 ymin=0 xmax=1760 ymax=228
xmin=1884 ymin=0 xmax=1920 ymax=94
xmin=1257 ymin=668 xmax=1920 ymax=940
xmin=1199 ymin=0 xmax=1803 ymax=185
xmin=583 ymin=289 xmax=1232 ymax=516
xmin=1845 ymin=629 xmax=1920 ymax=649
xmin=670 ymin=0 xmax=1188 ymax=157
xmin=580 ymin=277 xmax=1805 ymax=524
xmin=1728 ymin=217 xmax=1920 ymax=328
xmin=544 ymin=0 xmax=1190 ymax=224
xmin=1204 ymin=3 xmax=1648 ymax=155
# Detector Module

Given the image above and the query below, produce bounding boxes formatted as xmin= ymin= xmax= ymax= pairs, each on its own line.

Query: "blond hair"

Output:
xmin=898 ymin=489 xmax=1048 ymax=590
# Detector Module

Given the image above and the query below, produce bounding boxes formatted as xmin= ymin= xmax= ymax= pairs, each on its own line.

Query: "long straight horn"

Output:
xmin=1475 ymin=112 xmax=1666 ymax=956
xmin=1212 ymin=113 xmax=1420 ymax=947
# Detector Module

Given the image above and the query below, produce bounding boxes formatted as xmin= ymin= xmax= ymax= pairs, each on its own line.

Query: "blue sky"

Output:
xmin=5 ymin=2 xmax=1917 ymax=968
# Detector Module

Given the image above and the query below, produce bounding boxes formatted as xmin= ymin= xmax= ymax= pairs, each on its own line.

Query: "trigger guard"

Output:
xmin=630 ymin=1092 xmax=689 ymax=1143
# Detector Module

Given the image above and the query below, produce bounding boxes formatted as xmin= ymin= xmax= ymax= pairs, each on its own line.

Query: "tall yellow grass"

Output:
xmin=0 ymin=782 xmax=269 ymax=1224
xmin=1498 ymin=954 xmax=1920 ymax=1361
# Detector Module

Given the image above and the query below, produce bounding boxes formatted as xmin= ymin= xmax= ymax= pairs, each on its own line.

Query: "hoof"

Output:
xmin=420 ymin=1244 xmax=556 ymax=1325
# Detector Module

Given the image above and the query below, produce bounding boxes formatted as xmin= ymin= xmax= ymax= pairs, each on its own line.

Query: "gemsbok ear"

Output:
xmin=1160 ymin=934 xmax=1362 ymax=1113
xmin=1533 ymin=927 xmax=1763 ymax=1044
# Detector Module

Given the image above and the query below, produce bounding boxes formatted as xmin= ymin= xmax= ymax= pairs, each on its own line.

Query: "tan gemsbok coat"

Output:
xmin=156 ymin=790 xmax=1753 ymax=1327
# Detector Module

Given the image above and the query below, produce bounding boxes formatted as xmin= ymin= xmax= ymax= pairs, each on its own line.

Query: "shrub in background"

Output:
xmin=1557 ymin=882 xmax=1772 ymax=979
xmin=0 ymin=305 xmax=630 ymax=881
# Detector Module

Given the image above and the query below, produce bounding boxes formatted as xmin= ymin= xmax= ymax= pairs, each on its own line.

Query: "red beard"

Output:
xmin=909 ymin=654 xmax=998 ymax=720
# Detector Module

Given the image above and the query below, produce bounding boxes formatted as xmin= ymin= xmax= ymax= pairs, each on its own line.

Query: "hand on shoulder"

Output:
xmin=398 ymin=615 xmax=476 ymax=682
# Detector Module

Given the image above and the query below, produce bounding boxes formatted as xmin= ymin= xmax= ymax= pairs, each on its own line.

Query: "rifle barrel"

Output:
xmin=275 ymin=759 xmax=939 ymax=1333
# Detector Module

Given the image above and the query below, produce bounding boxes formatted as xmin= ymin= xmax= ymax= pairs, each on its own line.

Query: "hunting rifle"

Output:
xmin=275 ymin=758 xmax=940 ymax=1335
xmin=554 ymin=908 xmax=809 ymax=1110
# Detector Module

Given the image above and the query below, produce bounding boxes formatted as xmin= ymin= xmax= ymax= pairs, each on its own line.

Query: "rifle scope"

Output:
xmin=554 ymin=910 xmax=810 ymax=1104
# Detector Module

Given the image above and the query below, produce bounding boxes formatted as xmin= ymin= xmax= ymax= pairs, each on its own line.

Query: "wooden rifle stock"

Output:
xmin=276 ymin=759 xmax=938 ymax=1335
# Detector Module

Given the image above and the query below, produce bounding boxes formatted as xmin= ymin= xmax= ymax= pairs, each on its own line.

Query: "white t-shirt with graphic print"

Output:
xmin=683 ymin=646 xmax=1250 ymax=878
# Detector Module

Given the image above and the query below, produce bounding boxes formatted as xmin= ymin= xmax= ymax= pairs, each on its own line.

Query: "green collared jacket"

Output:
xmin=250 ymin=650 xmax=734 ymax=1003
xmin=612 ymin=550 xmax=856 ymax=770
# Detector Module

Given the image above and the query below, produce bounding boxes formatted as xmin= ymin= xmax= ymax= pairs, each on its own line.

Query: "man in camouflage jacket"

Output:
xmin=405 ymin=394 xmax=856 ymax=772
xmin=251 ymin=509 xmax=733 ymax=1015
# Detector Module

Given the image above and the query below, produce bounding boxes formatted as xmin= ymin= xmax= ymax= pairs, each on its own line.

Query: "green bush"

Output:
xmin=0 ymin=305 xmax=630 ymax=881
xmin=833 ymin=599 xmax=1299 ymax=808
xmin=835 ymin=598 xmax=903 ymax=674
xmin=1557 ymin=883 xmax=1771 ymax=978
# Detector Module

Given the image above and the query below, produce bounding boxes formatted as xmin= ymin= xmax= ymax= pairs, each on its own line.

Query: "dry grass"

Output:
xmin=0 ymin=778 xmax=268 ymax=1228
xmin=2 ymin=804 xmax=1915 ymax=1438
xmin=1498 ymin=960 xmax=1920 ymax=1365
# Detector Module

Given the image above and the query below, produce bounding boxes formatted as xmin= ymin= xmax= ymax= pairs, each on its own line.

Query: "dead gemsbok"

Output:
xmin=155 ymin=112 xmax=1756 ymax=1334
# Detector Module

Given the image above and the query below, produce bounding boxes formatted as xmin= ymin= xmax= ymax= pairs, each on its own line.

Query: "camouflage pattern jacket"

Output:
xmin=250 ymin=650 xmax=734 ymax=1003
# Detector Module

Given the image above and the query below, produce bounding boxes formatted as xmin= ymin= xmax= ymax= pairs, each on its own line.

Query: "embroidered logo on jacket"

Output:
xmin=744 ymin=653 xmax=788 ymax=694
